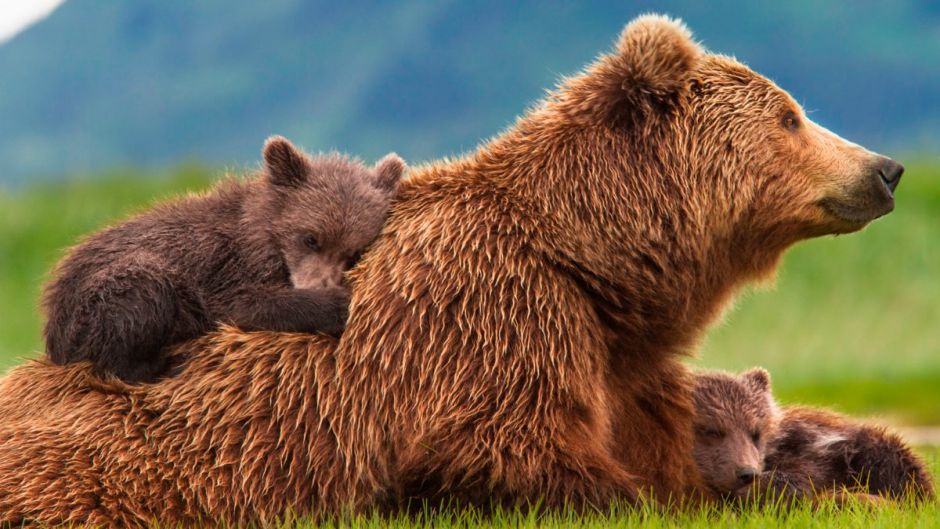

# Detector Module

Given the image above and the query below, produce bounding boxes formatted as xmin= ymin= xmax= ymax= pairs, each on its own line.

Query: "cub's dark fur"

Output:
xmin=692 ymin=368 xmax=933 ymax=502
xmin=42 ymin=136 xmax=404 ymax=383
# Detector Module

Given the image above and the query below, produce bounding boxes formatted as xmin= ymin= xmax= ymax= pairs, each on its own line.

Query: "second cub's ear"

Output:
xmin=373 ymin=153 xmax=406 ymax=192
xmin=263 ymin=136 xmax=310 ymax=188
xmin=614 ymin=14 xmax=702 ymax=99
xmin=743 ymin=368 xmax=772 ymax=393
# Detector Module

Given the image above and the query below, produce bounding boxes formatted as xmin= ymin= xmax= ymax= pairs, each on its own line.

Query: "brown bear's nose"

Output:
xmin=877 ymin=158 xmax=904 ymax=193
xmin=735 ymin=467 xmax=758 ymax=487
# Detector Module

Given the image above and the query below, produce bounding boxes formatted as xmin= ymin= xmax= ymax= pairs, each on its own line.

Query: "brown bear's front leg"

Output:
xmin=526 ymin=439 xmax=642 ymax=510
xmin=606 ymin=355 xmax=705 ymax=505
xmin=394 ymin=416 xmax=641 ymax=511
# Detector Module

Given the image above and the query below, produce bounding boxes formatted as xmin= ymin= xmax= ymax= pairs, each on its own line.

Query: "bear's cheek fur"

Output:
xmin=693 ymin=438 xmax=737 ymax=492
xmin=723 ymin=122 xmax=884 ymax=243
xmin=785 ymin=119 xmax=892 ymax=233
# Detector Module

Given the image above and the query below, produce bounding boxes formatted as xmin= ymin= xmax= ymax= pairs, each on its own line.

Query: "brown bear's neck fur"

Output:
xmin=440 ymin=100 xmax=793 ymax=360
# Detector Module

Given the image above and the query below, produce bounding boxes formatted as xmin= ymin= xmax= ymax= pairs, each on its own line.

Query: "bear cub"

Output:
xmin=43 ymin=136 xmax=404 ymax=383
xmin=692 ymin=368 xmax=933 ymax=502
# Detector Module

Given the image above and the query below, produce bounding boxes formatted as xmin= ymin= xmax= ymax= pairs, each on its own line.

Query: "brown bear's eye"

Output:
xmin=303 ymin=235 xmax=320 ymax=252
xmin=751 ymin=431 xmax=761 ymax=444
xmin=781 ymin=111 xmax=800 ymax=131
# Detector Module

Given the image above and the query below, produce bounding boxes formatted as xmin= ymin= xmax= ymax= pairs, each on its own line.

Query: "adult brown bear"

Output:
xmin=0 ymin=14 xmax=901 ymax=527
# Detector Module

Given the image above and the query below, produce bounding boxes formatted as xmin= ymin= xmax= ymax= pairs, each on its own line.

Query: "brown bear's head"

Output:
xmin=691 ymin=368 xmax=780 ymax=497
xmin=546 ymin=15 xmax=901 ymax=287
xmin=261 ymin=136 xmax=405 ymax=289
xmin=681 ymin=39 xmax=902 ymax=239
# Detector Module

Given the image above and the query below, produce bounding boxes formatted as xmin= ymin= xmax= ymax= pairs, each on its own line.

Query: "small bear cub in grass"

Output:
xmin=42 ymin=136 xmax=404 ymax=383
xmin=692 ymin=368 xmax=934 ymax=502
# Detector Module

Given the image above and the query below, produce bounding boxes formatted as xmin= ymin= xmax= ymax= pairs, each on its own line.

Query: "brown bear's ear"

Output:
xmin=263 ymin=135 xmax=310 ymax=188
xmin=372 ymin=153 xmax=406 ymax=193
xmin=614 ymin=14 xmax=702 ymax=101
xmin=742 ymin=368 xmax=772 ymax=393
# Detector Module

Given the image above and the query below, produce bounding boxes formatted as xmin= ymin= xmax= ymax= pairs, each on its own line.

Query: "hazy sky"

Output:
xmin=0 ymin=0 xmax=65 ymax=44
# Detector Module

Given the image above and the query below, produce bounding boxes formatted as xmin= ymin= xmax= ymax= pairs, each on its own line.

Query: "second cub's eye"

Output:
xmin=781 ymin=111 xmax=800 ymax=131
xmin=346 ymin=251 xmax=364 ymax=268
xmin=303 ymin=235 xmax=320 ymax=251
xmin=697 ymin=426 xmax=725 ymax=439
xmin=751 ymin=431 xmax=761 ymax=444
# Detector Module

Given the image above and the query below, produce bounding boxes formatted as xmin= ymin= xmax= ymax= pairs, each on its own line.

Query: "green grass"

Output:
xmin=1 ymin=161 xmax=939 ymax=425
xmin=313 ymin=499 xmax=940 ymax=529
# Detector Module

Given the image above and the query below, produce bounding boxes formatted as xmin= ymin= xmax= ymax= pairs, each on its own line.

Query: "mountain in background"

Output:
xmin=1 ymin=0 xmax=938 ymax=183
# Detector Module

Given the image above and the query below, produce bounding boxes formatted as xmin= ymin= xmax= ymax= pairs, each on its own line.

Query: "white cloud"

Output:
xmin=0 ymin=0 xmax=66 ymax=44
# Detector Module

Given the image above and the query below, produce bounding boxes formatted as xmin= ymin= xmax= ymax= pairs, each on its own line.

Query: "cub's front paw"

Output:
xmin=305 ymin=286 xmax=350 ymax=336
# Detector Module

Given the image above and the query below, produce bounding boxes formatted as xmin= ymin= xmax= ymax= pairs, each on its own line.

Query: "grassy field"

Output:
xmin=1 ymin=161 xmax=939 ymax=425
xmin=323 ymin=503 xmax=940 ymax=529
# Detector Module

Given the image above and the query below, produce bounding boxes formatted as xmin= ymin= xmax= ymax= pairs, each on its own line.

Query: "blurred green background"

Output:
xmin=0 ymin=2 xmax=937 ymax=427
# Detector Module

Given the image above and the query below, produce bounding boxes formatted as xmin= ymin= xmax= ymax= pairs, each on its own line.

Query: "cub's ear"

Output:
xmin=742 ymin=368 xmax=772 ymax=393
xmin=263 ymin=135 xmax=310 ymax=188
xmin=614 ymin=14 xmax=701 ymax=100
xmin=372 ymin=153 xmax=406 ymax=192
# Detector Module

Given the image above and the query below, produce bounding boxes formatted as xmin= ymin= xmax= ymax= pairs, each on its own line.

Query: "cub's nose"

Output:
xmin=735 ymin=467 xmax=758 ymax=487
xmin=877 ymin=158 xmax=904 ymax=193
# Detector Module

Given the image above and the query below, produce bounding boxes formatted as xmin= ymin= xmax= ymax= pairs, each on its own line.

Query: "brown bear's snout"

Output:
xmin=822 ymin=155 xmax=903 ymax=227
xmin=857 ymin=156 xmax=903 ymax=218
xmin=876 ymin=157 xmax=904 ymax=194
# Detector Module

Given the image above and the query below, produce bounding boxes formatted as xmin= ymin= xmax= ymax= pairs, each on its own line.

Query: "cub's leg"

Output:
xmin=44 ymin=254 xmax=209 ymax=383
xmin=225 ymin=286 xmax=350 ymax=337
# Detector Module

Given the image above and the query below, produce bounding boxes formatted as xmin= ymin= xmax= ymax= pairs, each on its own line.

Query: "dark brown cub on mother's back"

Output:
xmin=42 ymin=136 xmax=404 ymax=383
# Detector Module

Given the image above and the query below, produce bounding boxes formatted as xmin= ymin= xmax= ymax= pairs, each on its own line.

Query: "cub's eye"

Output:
xmin=303 ymin=235 xmax=320 ymax=251
xmin=781 ymin=111 xmax=800 ymax=131
xmin=751 ymin=431 xmax=761 ymax=444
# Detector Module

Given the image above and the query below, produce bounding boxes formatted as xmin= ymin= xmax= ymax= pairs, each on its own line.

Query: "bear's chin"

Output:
xmin=817 ymin=199 xmax=892 ymax=235
xmin=818 ymin=176 xmax=896 ymax=232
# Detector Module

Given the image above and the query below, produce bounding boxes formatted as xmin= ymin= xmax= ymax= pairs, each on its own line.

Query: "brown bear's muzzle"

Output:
xmin=822 ymin=156 xmax=903 ymax=227
xmin=858 ymin=156 xmax=903 ymax=218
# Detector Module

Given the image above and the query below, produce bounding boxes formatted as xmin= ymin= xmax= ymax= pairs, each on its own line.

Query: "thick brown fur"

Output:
xmin=690 ymin=368 xmax=934 ymax=502
xmin=0 ymin=14 xmax=903 ymax=525
xmin=42 ymin=137 xmax=404 ymax=382
xmin=762 ymin=406 xmax=934 ymax=502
